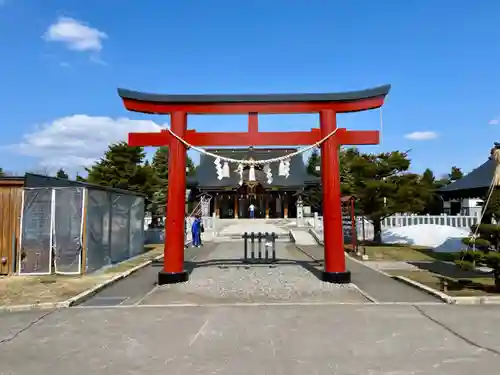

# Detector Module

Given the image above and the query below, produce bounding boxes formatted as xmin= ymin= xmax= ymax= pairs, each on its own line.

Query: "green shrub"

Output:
xmin=461 ymin=224 xmax=500 ymax=291
xmin=455 ymin=260 xmax=475 ymax=271
xmin=462 ymin=237 xmax=490 ymax=250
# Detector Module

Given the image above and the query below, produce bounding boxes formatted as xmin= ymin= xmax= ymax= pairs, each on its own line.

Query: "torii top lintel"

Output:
xmin=119 ymin=85 xmax=391 ymax=147
xmin=117 ymin=84 xmax=390 ymax=115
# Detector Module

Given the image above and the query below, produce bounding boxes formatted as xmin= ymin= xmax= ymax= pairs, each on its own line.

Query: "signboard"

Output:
xmin=342 ymin=211 xmax=353 ymax=240
xmin=341 ymin=203 xmax=355 ymax=241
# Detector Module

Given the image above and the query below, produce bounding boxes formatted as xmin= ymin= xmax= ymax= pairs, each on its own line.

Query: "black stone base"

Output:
xmin=322 ymin=271 xmax=351 ymax=284
xmin=158 ymin=270 xmax=189 ymax=285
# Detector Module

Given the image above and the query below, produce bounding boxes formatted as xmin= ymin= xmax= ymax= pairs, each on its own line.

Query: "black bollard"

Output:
xmin=243 ymin=232 xmax=248 ymax=262
xmin=264 ymin=232 xmax=269 ymax=260
xmin=257 ymin=232 xmax=262 ymax=261
xmin=250 ymin=232 xmax=255 ymax=262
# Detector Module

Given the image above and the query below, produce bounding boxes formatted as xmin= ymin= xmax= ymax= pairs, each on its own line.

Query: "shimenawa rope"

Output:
xmin=164 ymin=126 xmax=340 ymax=165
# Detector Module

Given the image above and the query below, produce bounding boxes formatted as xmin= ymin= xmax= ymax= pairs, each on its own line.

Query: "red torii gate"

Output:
xmin=118 ymin=85 xmax=391 ymax=285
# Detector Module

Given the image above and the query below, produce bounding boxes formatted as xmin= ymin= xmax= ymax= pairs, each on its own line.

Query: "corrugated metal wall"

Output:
xmin=0 ymin=187 xmax=22 ymax=274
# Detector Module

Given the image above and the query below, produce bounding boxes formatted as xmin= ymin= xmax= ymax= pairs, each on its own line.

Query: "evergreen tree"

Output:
xmin=340 ymin=149 xmax=431 ymax=243
xmin=448 ymin=166 xmax=464 ymax=181
xmin=421 ymin=168 xmax=435 ymax=186
xmin=0 ymin=167 xmax=4 ymax=177
xmin=56 ymin=168 xmax=69 ymax=179
xmin=419 ymin=168 xmax=444 ymax=214
xmin=306 ymin=148 xmax=321 ymax=176
xmin=85 ymin=142 xmax=158 ymax=200
xmin=75 ymin=172 xmax=87 ymax=182
xmin=152 ymin=146 xmax=169 ymax=183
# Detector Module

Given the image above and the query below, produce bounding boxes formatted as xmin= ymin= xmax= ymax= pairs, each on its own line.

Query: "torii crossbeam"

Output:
xmin=118 ymin=84 xmax=391 ymax=285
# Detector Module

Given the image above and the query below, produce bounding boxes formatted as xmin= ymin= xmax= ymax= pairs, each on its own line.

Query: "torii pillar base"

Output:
xmin=322 ymin=271 xmax=351 ymax=284
xmin=158 ymin=270 xmax=189 ymax=285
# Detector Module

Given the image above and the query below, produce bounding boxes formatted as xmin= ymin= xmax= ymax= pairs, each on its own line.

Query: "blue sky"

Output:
xmin=1 ymin=0 xmax=499 ymax=178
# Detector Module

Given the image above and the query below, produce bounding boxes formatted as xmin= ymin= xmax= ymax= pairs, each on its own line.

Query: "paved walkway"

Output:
xmin=218 ymin=219 xmax=289 ymax=236
xmin=298 ymin=245 xmax=440 ymax=303
xmin=291 ymin=229 xmax=318 ymax=246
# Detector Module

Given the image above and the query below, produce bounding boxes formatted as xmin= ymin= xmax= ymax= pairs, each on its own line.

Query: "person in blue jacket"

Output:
xmin=191 ymin=214 xmax=202 ymax=247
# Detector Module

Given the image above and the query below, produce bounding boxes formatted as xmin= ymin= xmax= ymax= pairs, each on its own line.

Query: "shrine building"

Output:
xmin=187 ymin=147 xmax=319 ymax=219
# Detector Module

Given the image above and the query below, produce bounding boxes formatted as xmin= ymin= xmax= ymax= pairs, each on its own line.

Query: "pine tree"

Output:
xmin=306 ymin=148 xmax=321 ymax=176
xmin=340 ymin=149 xmax=431 ymax=243
xmin=56 ymin=168 xmax=69 ymax=179
xmin=0 ymin=167 xmax=4 ymax=177
xmin=419 ymin=168 xmax=443 ymax=214
xmin=85 ymin=142 xmax=157 ymax=197
xmin=448 ymin=166 xmax=464 ymax=182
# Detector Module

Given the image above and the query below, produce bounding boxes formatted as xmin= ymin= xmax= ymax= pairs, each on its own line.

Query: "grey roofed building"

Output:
xmin=187 ymin=147 xmax=317 ymax=190
xmin=437 ymin=158 xmax=495 ymax=198
xmin=187 ymin=147 xmax=319 ymax=219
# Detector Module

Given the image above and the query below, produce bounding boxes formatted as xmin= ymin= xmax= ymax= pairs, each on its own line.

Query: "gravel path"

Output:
xmin=141 ymin=242 xmax=368 ymax=305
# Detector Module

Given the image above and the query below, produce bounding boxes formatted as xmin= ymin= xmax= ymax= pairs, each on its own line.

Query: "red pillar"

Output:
xmin=319 ymin=110 xmax=350 ymax=283
xmin=159 ymin=111 xmax=189 ymax=284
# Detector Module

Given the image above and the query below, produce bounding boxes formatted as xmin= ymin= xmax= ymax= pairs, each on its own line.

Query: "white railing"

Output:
xmin=310 ymin=212 xmax=480 ymax=239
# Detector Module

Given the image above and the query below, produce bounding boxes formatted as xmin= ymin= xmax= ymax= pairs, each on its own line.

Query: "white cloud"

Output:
xmin=11 ymin=115 xmax=163 ymax=171
xmin=404 ymin=131 xmax=438 ymax=141
xmin=489 ymin=118 xmax=499 ymax=125
xmin=43 ymin=17 xmax=107 ymax=52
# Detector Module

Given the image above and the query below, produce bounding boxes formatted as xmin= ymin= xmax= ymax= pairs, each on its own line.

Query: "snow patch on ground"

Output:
xmin=381 ymin=224 xmax=470 ymax=252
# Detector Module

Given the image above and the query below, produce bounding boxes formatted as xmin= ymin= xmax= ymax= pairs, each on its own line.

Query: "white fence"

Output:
xmin=310 ymin=213 xmax=480 ymax=240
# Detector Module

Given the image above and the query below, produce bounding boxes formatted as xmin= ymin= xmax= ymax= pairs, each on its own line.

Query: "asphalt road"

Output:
xmin=1 ymin=304 xmax=500 ymax=374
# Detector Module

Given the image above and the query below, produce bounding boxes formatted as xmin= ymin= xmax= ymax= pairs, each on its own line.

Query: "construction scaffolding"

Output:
xmin=18 ymin=175 xmax=145 ymax=275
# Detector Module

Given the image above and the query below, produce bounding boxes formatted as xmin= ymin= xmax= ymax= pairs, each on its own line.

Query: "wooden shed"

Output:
xmin=0 ymin=176 xmax=24 ymax=275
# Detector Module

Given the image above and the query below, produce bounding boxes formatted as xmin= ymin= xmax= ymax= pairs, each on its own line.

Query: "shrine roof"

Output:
xmin=118 ymin=85 xmax=391 ymax=105
xmin=437 ymin=158 xmax=494 ymax=198
xmin=188 ymin=148 xmax=313 ymax=189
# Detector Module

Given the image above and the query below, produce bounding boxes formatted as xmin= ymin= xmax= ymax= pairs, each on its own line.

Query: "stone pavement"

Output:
xmin=2 ymin=304 xmax=500 ymax=374
xmin=217 ymin=219 xmax=289 ymax=236
xmin=291 ymin=229 xmax=318 ymax=246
